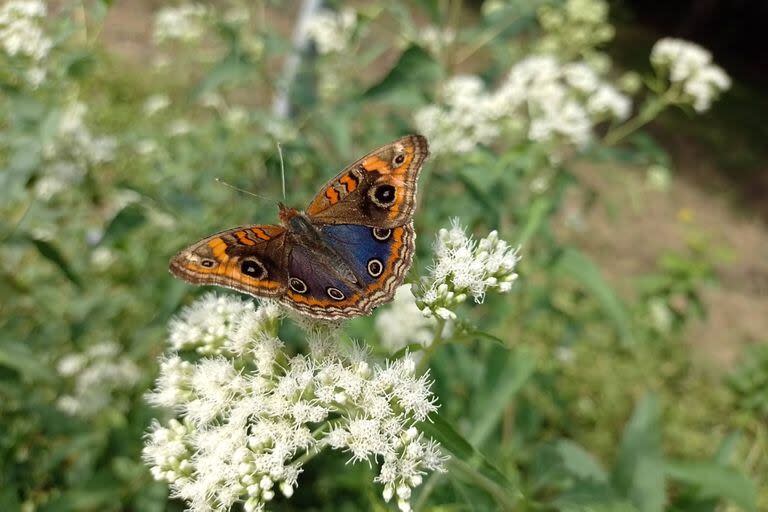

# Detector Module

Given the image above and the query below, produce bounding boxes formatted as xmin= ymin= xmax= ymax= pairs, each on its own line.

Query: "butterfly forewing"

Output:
xmin=304 ymin=134 xmax=429 ymax=228
xmin=169 ymin=224 xmax=288 ymax=298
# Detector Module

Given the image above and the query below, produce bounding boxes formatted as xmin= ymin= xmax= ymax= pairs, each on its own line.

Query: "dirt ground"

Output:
xmin=99 ymin=2 xmax=768 ymax=370
xmin=561 ymin=150 xmax=768 ymax=369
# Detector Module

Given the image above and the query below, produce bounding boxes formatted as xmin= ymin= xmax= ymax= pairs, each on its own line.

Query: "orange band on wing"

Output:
xmin=208 ymin=238 xmax=230 ymax=260
xmin=339 ymin=173 xmax=358 ymax=193
xmin=325 ymin=187 xmax=340 ymax=204
xmin=251 ymin=228 xmax=271 ymax=241
xmin=361 ymin=156 xmax=390 ymax=173
xmin=235 ymin=230 xmax=256 ymax=245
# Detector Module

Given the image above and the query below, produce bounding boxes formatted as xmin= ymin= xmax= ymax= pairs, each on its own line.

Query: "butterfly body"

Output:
xmin=170 ymin=135 xmax=428 ymax=320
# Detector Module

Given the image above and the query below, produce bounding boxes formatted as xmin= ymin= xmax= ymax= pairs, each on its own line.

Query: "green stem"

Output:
xmin=293 ymin=423 xmax=330 ymax=466
xmin=602 ymin=90 xmax=678 ymax=146
xmin=415 ymin=458 xmax=518 ymax=511
xmin=416 ymin=317 xmax=447 ymax=374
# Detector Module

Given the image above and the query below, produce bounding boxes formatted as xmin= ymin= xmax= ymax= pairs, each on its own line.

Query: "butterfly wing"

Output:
xmin=305 ymin=134 xmax=429 ymax=229
xmin=280 ymin=223 xmax=415 ymax=319
xmin=169 ymin=224 xmax=288 ymax=298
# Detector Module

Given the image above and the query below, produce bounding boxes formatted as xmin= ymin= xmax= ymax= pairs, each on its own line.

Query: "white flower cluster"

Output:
xmin=537 ymin=0 xmax=614 ymax=56
xmin=167 ymin=292 xmax=278 ymax=355
xmin=375 ymin=284 xmax=436 ymax=352
xmin=35 ymin=101 xmax=118 ymax=199
xmin=651 ymin=38 xmax=731 ymax=112
xmin=305 ymin=7 xmax=357 ymax=55
xmin=416 ymin=221 xmax=519 ymax=320
xmin=417 ymin=25 xmax=456 ymax=56
xmin=0 ymin=0 xmax=51 ymax=86
xmin=144 ymin=294 xmax=446 ymax=512
xmin=153 ymin=3 xmax=208 ymax=44
xmin=414 ymin=75 xmax=502 ymax=155
xmin=56 ymin=341 xmax=141 ymax=417
xmin=415 ymin=55 xmax=631 ymax=155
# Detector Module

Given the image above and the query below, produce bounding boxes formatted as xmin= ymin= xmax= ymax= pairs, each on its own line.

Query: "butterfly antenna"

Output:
xmin=215 ymin=178 xmax=272 ymax=201
xmin=277 ymin=142 xmax=287 ymax=200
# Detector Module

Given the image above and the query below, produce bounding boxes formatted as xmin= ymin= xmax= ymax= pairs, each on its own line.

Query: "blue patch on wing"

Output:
xmin=320 ymin=224 xmax=392 ymax=284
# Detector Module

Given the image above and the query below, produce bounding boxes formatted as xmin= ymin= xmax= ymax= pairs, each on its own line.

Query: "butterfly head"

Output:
xmin=278 ymin=202 xmax=301 ymax=225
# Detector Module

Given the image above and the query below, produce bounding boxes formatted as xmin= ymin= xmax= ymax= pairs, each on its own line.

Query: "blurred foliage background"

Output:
xmin=0 ymin=0 xmax=766 ymax=511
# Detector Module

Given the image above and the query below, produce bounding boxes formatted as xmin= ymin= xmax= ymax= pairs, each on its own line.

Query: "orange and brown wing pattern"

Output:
xmin=305 ymin=134 xmax=429 ymax=228
xmin=169 ymin=224 xmax=288 ymax=298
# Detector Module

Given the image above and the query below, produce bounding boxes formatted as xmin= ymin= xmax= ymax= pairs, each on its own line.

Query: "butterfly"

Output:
xmin=169 ymin=134 xmax=429 ymax=320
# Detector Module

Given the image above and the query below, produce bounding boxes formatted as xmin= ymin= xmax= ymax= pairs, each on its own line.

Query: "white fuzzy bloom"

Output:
xmin=168 ymin=292 xmax=259 ymax=354
xmin=167 ymin=119 xmax=193 ymax=137
xmin=143 ymin=94 xmax=170 ymax=116
xmin=145 ymin=295 xmax=446 ymax=512
xmin=56 ymin=341 xmax=141 ymax=417
xmin=651 ymin=38 xmax=730 ymax=112
xmin=587 ymin=84 xmax=632 ymax=120
xmin=415 ymin=221 xmax=519 ymax=318
xmin=418 ymin=25 xmax=456 ymax=55
xmin=562 ymin=62 xmax=600 ymax=93
xmin=34 ymin=101 xmax=117 ymax=200
xmin=375 ymin=285 xmax=436 ymax=352
xmin=414 ymin=75 xmax=501 ymax=155
xmin=153 ymin=4 xmax=208 ymax=43
xmin=0 ymin=1 xmax=51 ymax=63
xmin=306 ymin=8 xmax=357 ymax=55
xmin=417 ymin=55 xmax=633 ymax=153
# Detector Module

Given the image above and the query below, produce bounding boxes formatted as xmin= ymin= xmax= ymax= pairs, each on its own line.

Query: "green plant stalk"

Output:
xmin=416 ymin=317 xmax=447 ymax=374
xmin=603 ymin=89 xmax=678 ymax=146
xmin=415 ymin=457 xmax=518 ymax=511
xmin=293 ymin=423 xmax=329 ymax=467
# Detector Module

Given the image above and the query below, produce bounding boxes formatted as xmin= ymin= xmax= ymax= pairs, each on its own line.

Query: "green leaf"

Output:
xmin=100 ymin=203 xmax=146 ymax=246
xmin=516 ymin=196 xmax=552 ymax=247
xmin=665 ymin=461 xmax=757 ymax=512
xmin=363 ymin=45 xmax=440 ymax=102
xmin=193 ymin=55 xmax=252 ymax=97
xmin=612 ymin=394 xmax=665 ymax=512
xmin=554 ymin=439 xmax=609 ymax=483
xmin=27 ymin=236 xmax=82 ymax=288
xmin=418 ymin=413 xmax=514 ymax=492
xmin=555 ymin=248 xmax=633 ymax=344
xmin=469 ymin=349 xmax=535 ymax=445
xmin=0 ymin=340 xmax=52 ymax=381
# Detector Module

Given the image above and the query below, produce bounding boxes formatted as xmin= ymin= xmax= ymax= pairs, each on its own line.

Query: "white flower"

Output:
xmin=168 ymin=292 xmax=258 ymax=354
xmin=34 ymin=101 xmax=118 ymax=199
xmin=56 ymin=341 xmax=141 ymax=417
xmin=415 ymin=221 xmax=519 ymax=318
xmin=651 ymin=38 xmax=730 ymax=112
xmin=25 ymin=65 xmax=45 ymax=87
xmin=136 ymin=139 xmax=158 ymax=155
xmin=306 ymin=8 xmax=357 ymax=55
xmin=145 ymin=296 xmax=446 ymax=512
xmin=153 ymin=4 xmax=208 ymax=43
xmin=418 ymin=25 xmax=455 ymax=55
xmin=587 ymin=84 xmax=631 ymax=120
xmin=143 ymin=94 xmax=170 ymax=116
xmin=167 ymin=119 xmax=193 ymax=137
xmin=414 ymin=75 xmax=501 ymax=155
xmin=375 ymin=285 xmax=436 ymax=352
xmin=562 ymin=62 xmax=600 ymax=93
xmin=417 ymin=55 xmax=634 ymax=153
xmin=0 ymin=0 xmax=51 ymax=62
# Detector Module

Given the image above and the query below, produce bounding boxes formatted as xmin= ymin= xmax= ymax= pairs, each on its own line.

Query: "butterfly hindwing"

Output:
xmin=169 ymin=224 xmax=288 ymax=297
xmin=305 ymin=134 xmax=429 ymax=228
xmin=281 ymin=223 xmax=415 ymax=319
